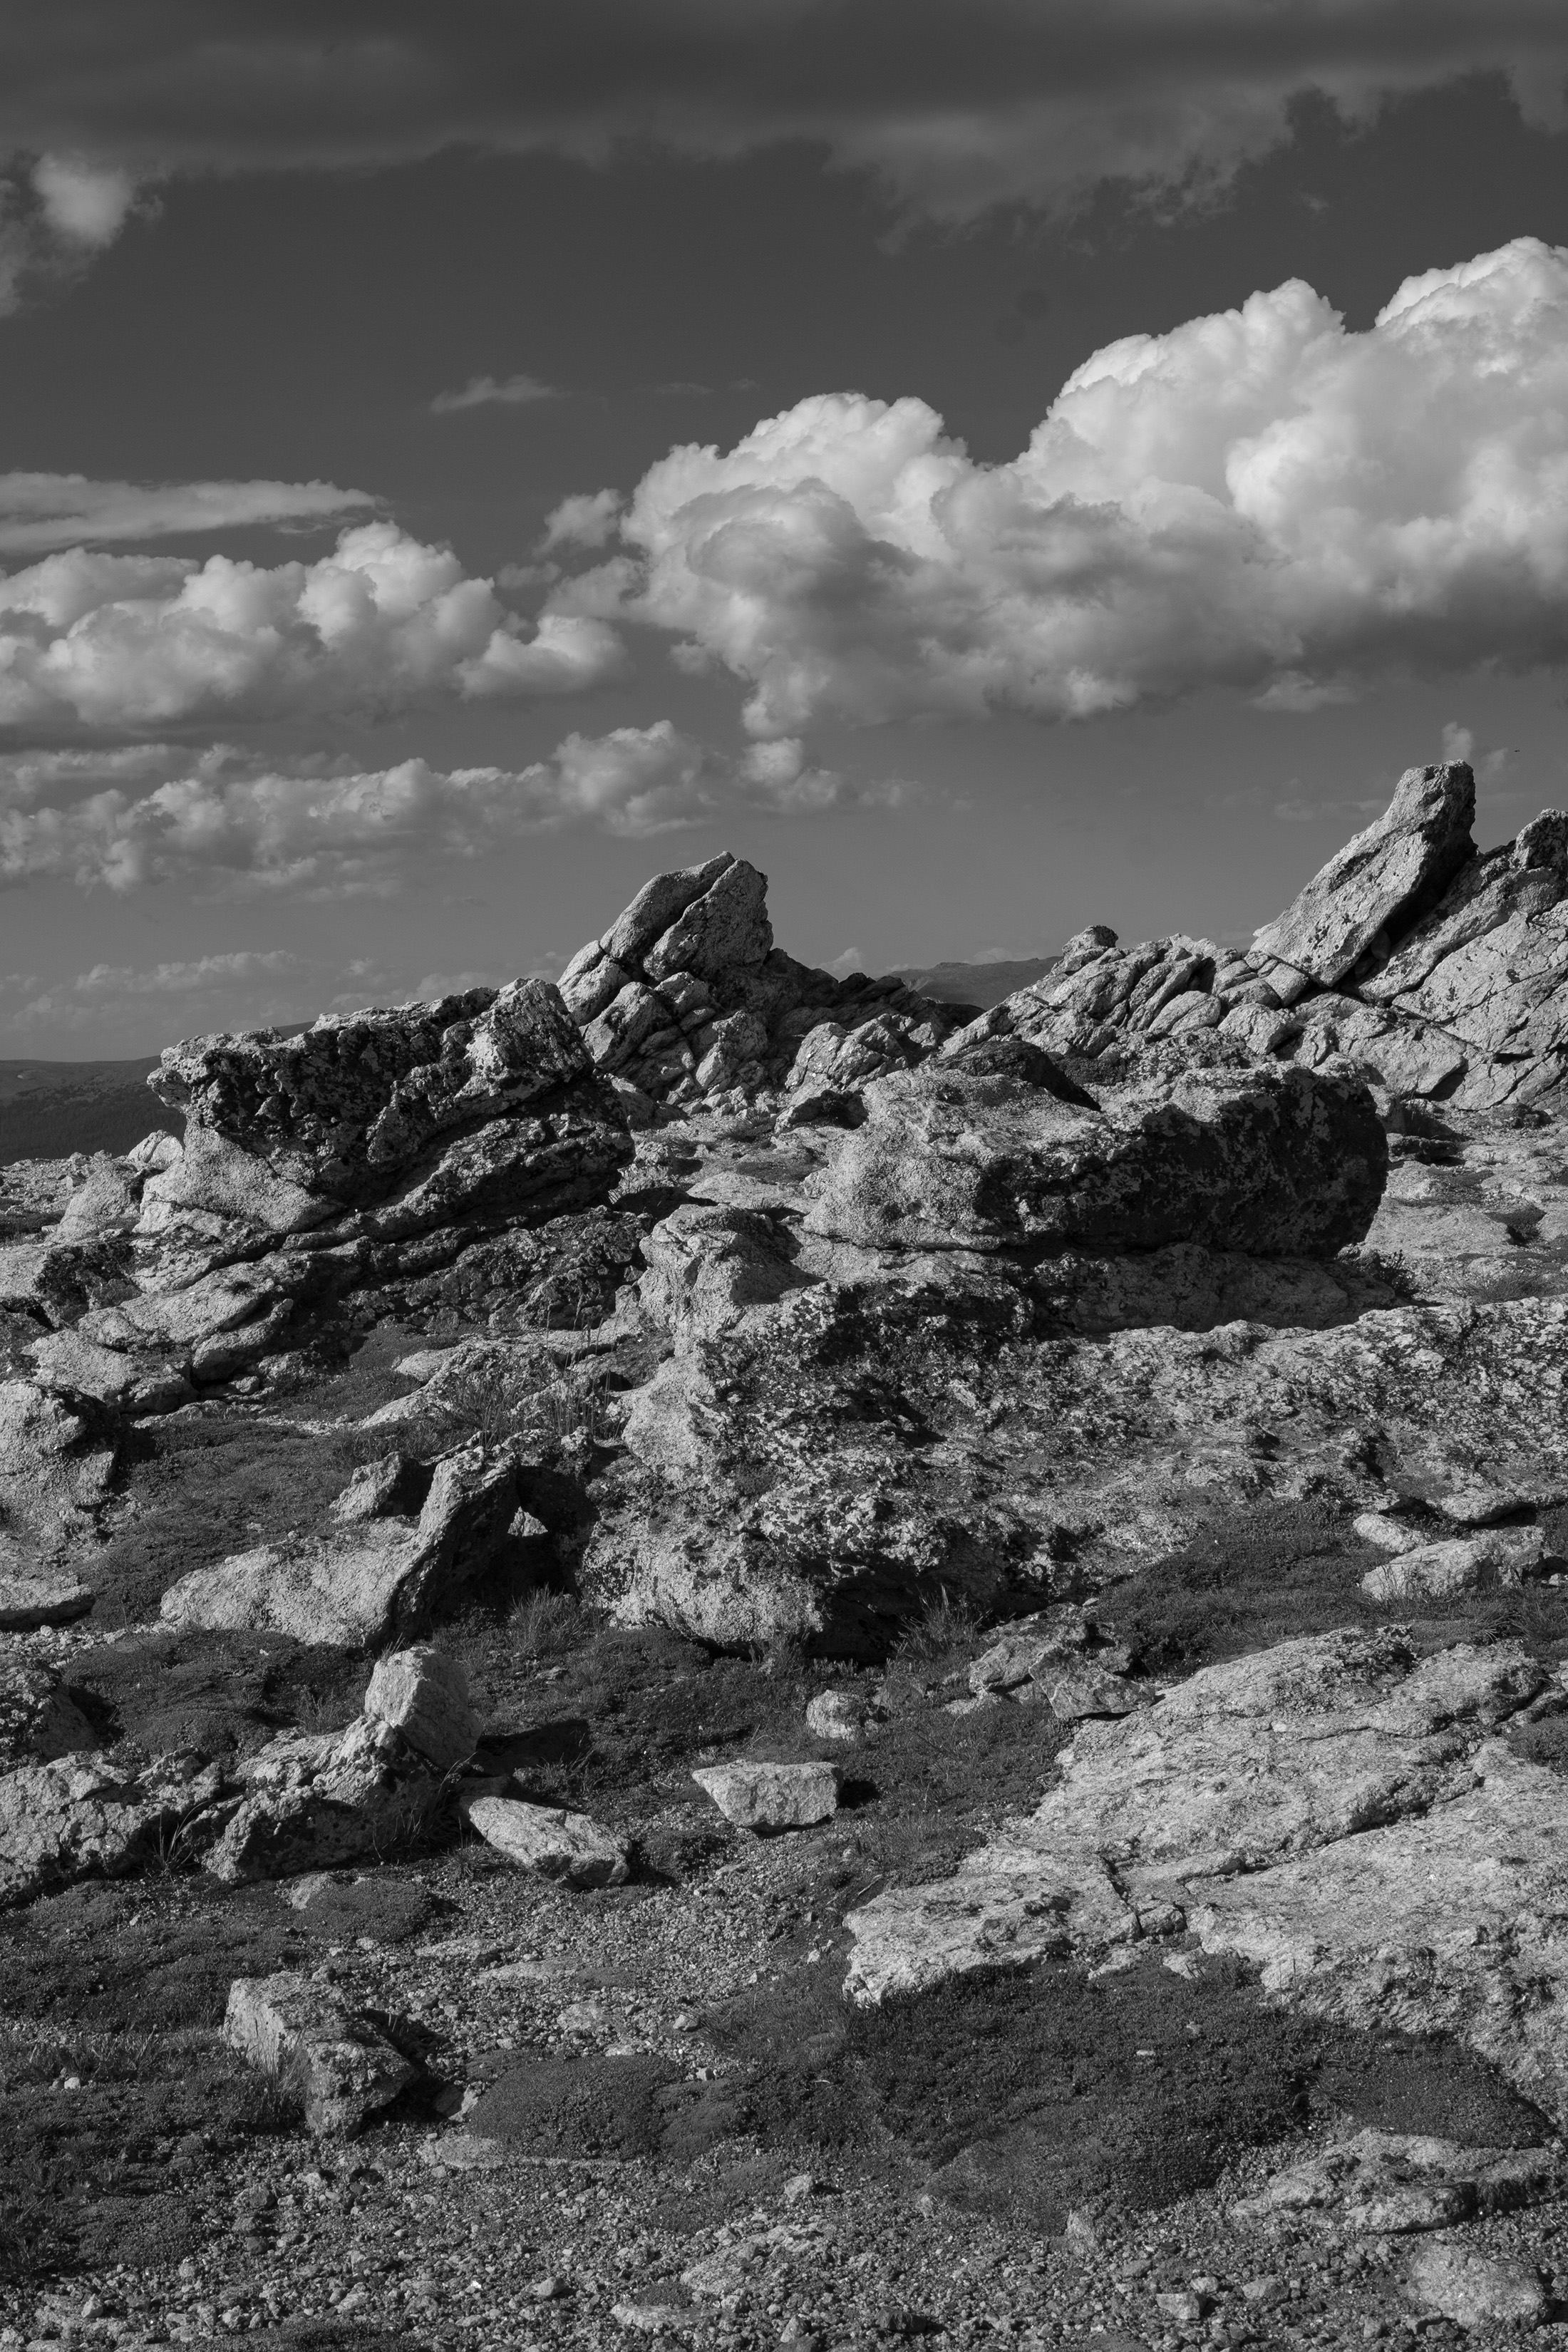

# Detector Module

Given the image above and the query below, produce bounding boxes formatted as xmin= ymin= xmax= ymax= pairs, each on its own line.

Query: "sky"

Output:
xmin=4 ymin=6 xmax=1568 ymax=1053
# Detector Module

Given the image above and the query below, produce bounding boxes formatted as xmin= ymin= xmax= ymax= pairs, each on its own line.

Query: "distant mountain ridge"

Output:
xmin=887 ymin=956 xmax=1058 ymax=1010
xmin=0 ymin=1058 xmax=179 ymax=1166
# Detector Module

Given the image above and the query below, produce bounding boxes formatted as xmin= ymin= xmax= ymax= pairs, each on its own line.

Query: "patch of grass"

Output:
xmin=66 ymin=1628 xmax=369 ymax=1760
xmin=698 ymin=1956 xmax=1549 ymax=2239
xmin=1099 ymin=1500 xmax=1388 ymax=1676
xmin=90 ymin=1415 xmax=381 ymax=1626
xmin=0 ymin=1872 xmax=305 ymax=2276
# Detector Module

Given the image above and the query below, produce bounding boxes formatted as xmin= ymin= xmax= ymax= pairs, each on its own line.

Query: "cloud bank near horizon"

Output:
xmin=0 ymin=520 xmax=621 ymax=731
xmin=6 ymin=3 xmax=1568 ymax=233
xmin=0 ymin=726 xmax=867 ymax=892
xmin=552 ymin=237 xmax=1568 ymax=733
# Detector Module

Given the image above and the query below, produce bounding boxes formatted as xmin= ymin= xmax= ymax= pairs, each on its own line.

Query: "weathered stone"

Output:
xmin=808 ymin=1036 xmax=1386 ymax=1259
xmin=0 ymin=1749 xmax=230 ymax=1907
xmin=363 ymin=1645 xmax=478 ymax=1772
xmin=1405 ymin=2242 xmax=1549 ymax=2330
xmin=644 ymin=858 xmax=771 ymax=984
xmin=805 ymin=1691 xmax=878 ymax=1743
xmin=1042 ymin=1664 xmax=1143 ymax=1721
xmin=160 ymin=1440 xmax=517 ymax=1649
xmin=1249 ymin=762 xmax=1476 ymax=1002
xmin=0 ymin=1659 xmax=98 ymax=1765
xmin=969 ymin=1629 xmax=1076 ymax=1695
xmin=465 ymin=1795 xmax=630 ymax=1887
xmin=635 ymin=1203 xmax=805 ymax=1338
xmin=223 ymin=1972 xmax=417 ymax=2135
xmin=1237 ymin=2128 xmax=1558 ymax=2234
xmin=1361 ymin=1525 xmax=1544 ymax=1601
xmin=203 ymin=1710 xmax=443 ymax=1884
xmin=0 ymin=1575 xmax=93 ymax=1630
xmin=691 ymin=1760 xmax=840 ymax=1831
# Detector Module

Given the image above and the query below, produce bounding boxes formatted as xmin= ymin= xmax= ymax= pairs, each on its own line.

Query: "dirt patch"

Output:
xmin=0 ymin=2008 xmax=295 ymax=2281
xmin=1316 ymin=2032 xmax=1550 ymax=2145
xmin=468 ymin=2054 xmax=682 ymax=2157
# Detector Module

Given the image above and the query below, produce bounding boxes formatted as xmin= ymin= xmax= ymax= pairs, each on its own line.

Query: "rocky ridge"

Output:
xmin=3 ymin=760 xmax=1568 ymax=2347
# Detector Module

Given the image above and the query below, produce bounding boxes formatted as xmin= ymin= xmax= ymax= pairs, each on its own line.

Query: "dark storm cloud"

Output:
xmin=6 ymin=1 xmax=1568 ymax=222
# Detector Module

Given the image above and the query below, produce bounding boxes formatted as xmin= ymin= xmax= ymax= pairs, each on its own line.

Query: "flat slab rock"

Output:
xmin=465 ymin=1795 xmax=630 ymax=1887
xmin=224 ymin=1971 xmax=418 ymax=2135
xmin=691 ymin=1760 xmax=840 ymax=1831
xmin=845 ymin=1629 xmax=1568 ymax=2120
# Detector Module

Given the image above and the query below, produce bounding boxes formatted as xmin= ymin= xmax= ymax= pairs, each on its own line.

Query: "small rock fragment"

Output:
xmin=1043 ymin=1665 xmax=1142 ymax=1721
xmin=691 ymin=1760 xmax=840 ymax=1832
xmin=1353 ymin=1510 xmax=1425 ymax=1555
xmin=805 ymin=1691 xmax=875 ymax=1743
xmin=223 ymin=1972 xmax=417 ymax=2135
xmin=612 ymin=2302 xmax=691 ymax=2336
xmin=466 ymin=1794 xmax=630 ymax=1887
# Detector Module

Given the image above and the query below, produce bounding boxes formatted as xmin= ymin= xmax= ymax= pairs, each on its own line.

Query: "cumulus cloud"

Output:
xmin=4 ymin=4 xmax=1568 ymax=222
xmin=0 ymin=472 xmax=376 ymax=556
xmin=540 ymin=490 xmax=623 ymax=553
xmin=559 ymin=239 xmax=1568 ymax=731
xmin=31 ymin=154 xmax=136 ymax=247
xmin=0 ymin=519 xmax=621 ymax=732
xmin=430 ymin=372 xmax=560 ymax=414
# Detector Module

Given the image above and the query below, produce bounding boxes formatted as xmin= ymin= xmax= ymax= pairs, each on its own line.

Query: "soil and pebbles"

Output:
xmin=4 ymin=761 xmax=1568 ymax=2350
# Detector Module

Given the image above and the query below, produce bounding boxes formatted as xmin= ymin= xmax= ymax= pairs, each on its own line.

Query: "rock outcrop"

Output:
xmin=969 ymin=761 xmax=1568 ymax=1112
xmin=844 ymin=1629 xmax=1568 ymax=2119
xmin=807 ymin=1034 xmax=1386 ymax=1259
xmin=557 ymin=851 xmax=968 ymax=1112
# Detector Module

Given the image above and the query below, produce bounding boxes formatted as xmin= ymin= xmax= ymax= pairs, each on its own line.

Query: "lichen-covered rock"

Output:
xmin=465 ymin=1796 xmax=630 ymax=1887
xmin=224 ymin=1973 xmax=418 ymax=2135
xmin=845 ymin=1629 xmax=1568 ymax=2121
xmin=691 ymin=1760 xmax=840 ymax=1830
xmin=130 ymin=980 xmax=634 ymax=1314
xmin=808 ymin=1035 xmax=1386 ymax=1259
xmin=964 ymin=764 xmax=1568 ymax=1110
xmin=0 ymin=1748 xmax=231 ymax=1907
xmin=1405 ymin=2242 xmax=1549 ymax=2329
xmin=203 ymin=1703 xmax=449 ymax=1884
xmin=363 ymin=1644 xmax=478 ymax=1772
xmin=1360 ymin=1525 xmax=1544 ymax=1601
